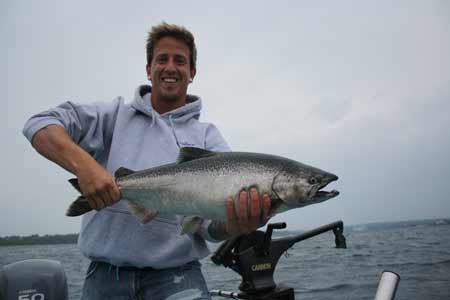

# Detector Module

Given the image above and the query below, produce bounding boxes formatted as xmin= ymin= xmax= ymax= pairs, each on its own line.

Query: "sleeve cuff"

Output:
xmin=23 ymin=119 xmax=64 ymax=143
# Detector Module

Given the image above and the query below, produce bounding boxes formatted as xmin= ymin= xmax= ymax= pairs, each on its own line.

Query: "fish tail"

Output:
xmin=68 ymin=178 xmax=82 ymax=193
xmin=66 ymin=178 xmax=92 ymax=216
xmin=66 ymin=196 xmax=93 ymax=216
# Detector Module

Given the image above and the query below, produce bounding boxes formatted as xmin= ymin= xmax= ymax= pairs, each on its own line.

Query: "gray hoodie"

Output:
xmin=23 ymin=85 xmax=230 ymax=268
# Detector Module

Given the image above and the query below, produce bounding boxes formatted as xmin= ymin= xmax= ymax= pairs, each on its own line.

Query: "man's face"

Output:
xmin=146 ymin=36 xmax=196 ymax=104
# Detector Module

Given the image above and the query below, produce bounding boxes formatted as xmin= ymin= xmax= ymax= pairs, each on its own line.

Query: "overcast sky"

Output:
xmin=1 ymin=0 xmax=449 ymax=236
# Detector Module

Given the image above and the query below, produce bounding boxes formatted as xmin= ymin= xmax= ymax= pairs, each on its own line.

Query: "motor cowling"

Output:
xmin=0 ymin=259 xmax=68 ymax=300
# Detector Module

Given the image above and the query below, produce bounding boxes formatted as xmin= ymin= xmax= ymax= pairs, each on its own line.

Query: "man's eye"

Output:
xmin=155 ymin=56 xmax=168 ymax=64
xmin=175 ymin=58 xmax=187 ymax=65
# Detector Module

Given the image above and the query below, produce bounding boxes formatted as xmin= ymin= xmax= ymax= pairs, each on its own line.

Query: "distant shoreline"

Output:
xmin=1 ymin=218 xmax=448 ymax=246
xmin=0 ymin=234 xmax=78 ymax=246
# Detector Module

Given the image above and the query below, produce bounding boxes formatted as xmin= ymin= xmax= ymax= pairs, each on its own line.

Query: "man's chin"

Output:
xmin=159 ymin=88 xmax=187 ymax=102
xmin=160 ymin=94 xmax=181 ymax=102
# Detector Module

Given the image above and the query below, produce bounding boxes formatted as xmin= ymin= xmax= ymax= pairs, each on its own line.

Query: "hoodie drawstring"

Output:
xmin=169 ymin=115 xmax=181 ymax=148
xmin=150 ymin=110 xmax=157 ymax=127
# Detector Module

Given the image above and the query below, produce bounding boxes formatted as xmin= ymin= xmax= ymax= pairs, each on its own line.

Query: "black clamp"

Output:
xmin=211 ymin=220 xmax=346 ymax=299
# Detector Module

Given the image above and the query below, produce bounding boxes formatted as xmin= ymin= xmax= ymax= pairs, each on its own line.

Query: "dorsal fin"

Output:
xmin=177 ymin=147 xmax=217 ymax=163
xmin=115 ymin=167 xmax=136 ymax=178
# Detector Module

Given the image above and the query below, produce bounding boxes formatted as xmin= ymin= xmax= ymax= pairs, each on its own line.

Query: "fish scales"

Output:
xmin=117 ymin=152 xmax=284 ymax=221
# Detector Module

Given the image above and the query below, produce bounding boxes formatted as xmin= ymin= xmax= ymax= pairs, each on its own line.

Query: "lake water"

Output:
xmin=1 ymin=220 xmax=449 ymax=299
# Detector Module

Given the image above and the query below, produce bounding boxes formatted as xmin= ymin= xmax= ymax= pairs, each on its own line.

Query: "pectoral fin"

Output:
xmin=181 ymin=216 xmax=204 ymax=234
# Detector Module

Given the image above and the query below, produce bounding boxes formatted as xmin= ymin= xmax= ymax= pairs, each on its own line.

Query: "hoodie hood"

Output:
xmin=131 ymin=85 xmax=202 ymax=123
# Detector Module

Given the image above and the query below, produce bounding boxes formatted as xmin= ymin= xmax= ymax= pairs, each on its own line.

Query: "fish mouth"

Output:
xmin=312 ymin=189 xmax=340 ymax=202
xmin=309 ymin=174 xmax=339 ymax=202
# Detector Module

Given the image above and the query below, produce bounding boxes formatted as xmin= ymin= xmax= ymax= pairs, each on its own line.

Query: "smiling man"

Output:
xmin=23 ymin=23 xmax=271 ymax=300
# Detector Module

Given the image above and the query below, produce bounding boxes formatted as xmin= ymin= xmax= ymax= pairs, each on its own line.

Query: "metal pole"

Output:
xmin=374 ymin=271 xmax=400 ymax=300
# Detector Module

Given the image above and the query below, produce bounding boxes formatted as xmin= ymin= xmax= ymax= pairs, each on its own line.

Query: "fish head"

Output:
xmin=272 ymin=162 xmax=339 ymax=209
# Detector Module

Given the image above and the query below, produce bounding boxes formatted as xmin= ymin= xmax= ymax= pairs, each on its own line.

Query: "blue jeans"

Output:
xmin=81 ymin=261 xmax=211 ymax=300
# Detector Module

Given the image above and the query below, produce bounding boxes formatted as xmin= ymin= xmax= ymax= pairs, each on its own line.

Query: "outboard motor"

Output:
xmin=0 ymin=259 xmax=68 ymax=300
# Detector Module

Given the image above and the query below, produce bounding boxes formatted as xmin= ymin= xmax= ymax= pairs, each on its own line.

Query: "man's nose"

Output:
xmin=164 ymin=58 xmax=177 ymax=71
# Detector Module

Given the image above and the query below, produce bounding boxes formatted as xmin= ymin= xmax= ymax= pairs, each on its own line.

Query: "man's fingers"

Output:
xmin=106 ymin=184 xmax=121 ymax=204
xmin=226 ymin=197 xmax=237 ymax=222
xmin=85 ymin=179 xmax=120 ymax=210
xmin=226 ymin=198 xmax=238 ymax=234
xmin=262 ymin=193 xmax=271 ymax=220
xmin=248 ymin=188 xmax=261 ymax=230
xmin=88 ymin=195 xmax=105 ymax=211
xmin=238 ymin=190 xmax=248 ymax=224
xmin=86 ymin=197 xmax=97 ymax=210
xmin=100 ymin=191 xmax=113 ymax=207
xmin=105 ymin=180 xmax=121 ymax=203
xmin=112 ymin=184 xmax=122 ymax=202
xmin=76 ymin=166 xmax=119 ymax=211
xmin=96 ymin=193 xmax=109 ymax=210
xmin=249 ymin=188 xmax=261 ymax=218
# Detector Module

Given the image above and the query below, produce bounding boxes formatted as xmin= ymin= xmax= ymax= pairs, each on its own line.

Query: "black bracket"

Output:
xmin=211 ymin=220 xmax=346 ymax=299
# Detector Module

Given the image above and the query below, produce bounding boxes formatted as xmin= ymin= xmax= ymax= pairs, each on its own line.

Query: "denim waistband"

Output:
xmin=95 ymin=261 xmax=157 ymax=272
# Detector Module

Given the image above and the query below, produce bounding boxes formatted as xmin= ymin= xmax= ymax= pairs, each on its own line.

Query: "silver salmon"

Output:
xmin=66 ymin=147 xmax=339 ymax=233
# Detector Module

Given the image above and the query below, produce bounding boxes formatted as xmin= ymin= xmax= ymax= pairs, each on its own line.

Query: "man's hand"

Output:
xmin=76 ymin=163 xmax=121 ymax=211
xmin=225 ymin=187 xmax=271 ymax=235
xmin=31 ymin=125 xmax=121 ymax=211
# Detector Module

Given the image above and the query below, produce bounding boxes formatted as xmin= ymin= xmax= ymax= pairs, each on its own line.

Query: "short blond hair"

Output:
xmin=146 ymin=22 xmax=197 ymax=70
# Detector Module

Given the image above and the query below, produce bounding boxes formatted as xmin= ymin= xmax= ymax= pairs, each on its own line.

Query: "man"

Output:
xmin=23 ymin=23 xmax=271 ymax=299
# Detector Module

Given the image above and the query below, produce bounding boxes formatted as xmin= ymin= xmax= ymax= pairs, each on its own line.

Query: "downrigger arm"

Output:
xmin=210 ymin=220 xmax=347 ymax=299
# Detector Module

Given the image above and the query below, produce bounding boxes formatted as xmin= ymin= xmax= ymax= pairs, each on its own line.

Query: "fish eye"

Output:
xmin=309 ymin=177 xmax=318 ymax=184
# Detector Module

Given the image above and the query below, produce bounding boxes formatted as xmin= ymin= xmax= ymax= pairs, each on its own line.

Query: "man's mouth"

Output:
xmin=162 ymin=77 xmax=178 ymax=83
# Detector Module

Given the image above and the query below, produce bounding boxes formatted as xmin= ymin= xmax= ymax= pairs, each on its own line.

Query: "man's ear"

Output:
xmin=146 ymin=64 xmax=151 ymax=80
xmin=190 ymin=68 xmax=197 ymax=82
